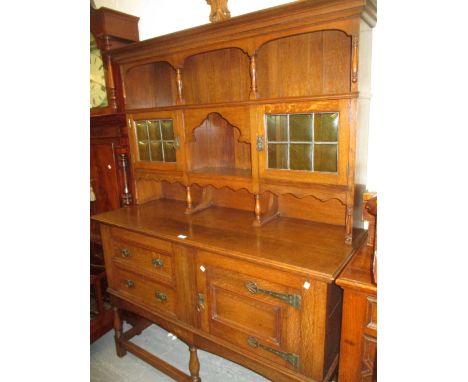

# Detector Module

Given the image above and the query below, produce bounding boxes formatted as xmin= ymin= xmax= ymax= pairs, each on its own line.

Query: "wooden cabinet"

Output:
xmin=92 ymin=0 xmax=377 ymax=380
xmin=336 ymin=194 xmax=377 ymax=381
xmin=95 ymin=199 xmax=367 ymax=381
xmin=90 ymin=6 xmax=139 ymax=343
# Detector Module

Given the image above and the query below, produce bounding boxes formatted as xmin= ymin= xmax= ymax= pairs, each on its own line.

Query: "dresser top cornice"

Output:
xmin=108 ymin=0 xmax=376 ymax=65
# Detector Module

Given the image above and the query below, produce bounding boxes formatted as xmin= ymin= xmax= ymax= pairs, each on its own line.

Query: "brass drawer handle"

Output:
xmin=245 ymin=281 xmax=301 ymax=309
xmin=124 ymin=279 xmax=135 ymax=288
xmin=121 ymin=248 xmax=131 ymax=257
xmin=247 ymin=336 xmax=299 ymax=368
xmin=152 ymin=258 xmax=164 ymax=268
xmin=155 ymin=291 xmax=167 ymax=302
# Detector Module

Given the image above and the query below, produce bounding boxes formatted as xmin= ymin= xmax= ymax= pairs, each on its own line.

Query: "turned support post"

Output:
xmin=351 ymin=35 xmax=359 ymax=83
xmin=189 ymin=345 xmax=201 ymax=382
xmin=186 ymin=186 xmax=193 ymax=211
xmin=113 ymin=307 xmax=127 ymax=357
xmin=345 ymin=205 xmax=353 ymax=245
xmin=254 ymin=193 xmax=262 ymax=224
xmin=249 ymin=54 xmax=258 ymax=100
xmin=118 ymin=153 xmax=133 ymax=206
xmin=176 ymin=68 xmax=184 ymax=105
xmin=102 ymin=36 xmax=118 ymax=110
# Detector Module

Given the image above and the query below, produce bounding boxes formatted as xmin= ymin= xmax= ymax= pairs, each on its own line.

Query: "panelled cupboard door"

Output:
xmin=195 ymin=251 xmax=303 ymax=371
xmin=127 ymin=110 xmax=185 ymax=173
xmin=257 ymin=99 xmax=350 ymax=186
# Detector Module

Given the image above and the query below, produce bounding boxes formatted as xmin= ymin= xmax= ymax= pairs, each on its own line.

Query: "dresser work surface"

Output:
xmin=94 ymin=198 xmax=365 ymax=281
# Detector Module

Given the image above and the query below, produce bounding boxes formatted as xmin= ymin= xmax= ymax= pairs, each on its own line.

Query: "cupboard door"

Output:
xmin=128 ymin=110 xmax=185 ymax=173
xmin=195 ymin=251 xmax=302 ymax=370
xmin=257 ymin=99 xmax=350 ymax=186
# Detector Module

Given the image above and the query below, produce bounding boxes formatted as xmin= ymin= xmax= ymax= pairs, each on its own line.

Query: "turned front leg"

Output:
xmin=189 ymin=345 xmax=201 ymax=382
xmin=113 ymin=307 xmax=127 ymax=357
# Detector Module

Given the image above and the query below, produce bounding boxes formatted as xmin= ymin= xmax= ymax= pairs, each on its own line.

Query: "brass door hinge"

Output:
xmin=247 ymin=336 xmax=299 ymax=368
xmin=245 ymin=281 xmax=301 ymax=309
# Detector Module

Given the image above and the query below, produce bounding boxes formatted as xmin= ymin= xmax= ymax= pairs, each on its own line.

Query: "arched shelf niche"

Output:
xmin=188 ymin=112 xmax=251 ymax=177
xmin=183 ymin=48 xmax=251 ymax=105
xmin=124 ymin=61 xmax=177 ymax=109
xmin=256 ymin=30 xmax=351 ymax=98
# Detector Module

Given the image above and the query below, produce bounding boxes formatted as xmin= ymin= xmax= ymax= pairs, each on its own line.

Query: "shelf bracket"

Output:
xmin=253 ymin=193 xmax=280 ymax=227
xmin=185 ymin=186 xmax=213 ymax=215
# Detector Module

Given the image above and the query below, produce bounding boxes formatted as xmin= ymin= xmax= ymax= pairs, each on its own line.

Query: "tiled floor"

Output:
xmin=90 ymin=323 xmax=270 ymax=381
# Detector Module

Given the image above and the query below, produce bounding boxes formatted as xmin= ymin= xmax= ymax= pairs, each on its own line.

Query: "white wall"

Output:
xmin=94 ymin=0 xmax=296 ymax=41
xmin=94 ymin=0 xmax=378 ymax=192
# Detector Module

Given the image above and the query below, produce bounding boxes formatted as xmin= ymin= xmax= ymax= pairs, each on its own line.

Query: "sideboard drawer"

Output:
xmin=110 ymin=227 xmax=174 ymax=284
xmin=112 ymin=268 xmax=177 ymax=318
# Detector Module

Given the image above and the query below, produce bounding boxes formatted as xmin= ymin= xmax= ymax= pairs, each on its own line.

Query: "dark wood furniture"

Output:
xmin=92 ymin=0 xmax=377 ymax=380
xmin=336 ymin=193 xmax=377 ymax=381
xmin=90 ymin=7 xmax=139 ymax=342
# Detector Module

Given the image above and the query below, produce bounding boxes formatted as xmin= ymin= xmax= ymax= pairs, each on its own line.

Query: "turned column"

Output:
xmin=351 ymin=35 xmax=359 ymax=84
xmin=249 ymin=54 xmax=258 ymax=100
xmin=186 ymin=186 xmax=193 ymax=212
xmin=345 ymin=205 xmax=353 ymax=245
xmin=113 ymin=307 xmax=127 ymax=357
xmin=189 ymin=345 xmax=201 ymax=382
xmin=176 ymin=68 xmax=184 ymax=105
xmin=254 ymin=193 xmax=262 ymax=224
xmin=118 ymin=153 xmax=133 ymax=206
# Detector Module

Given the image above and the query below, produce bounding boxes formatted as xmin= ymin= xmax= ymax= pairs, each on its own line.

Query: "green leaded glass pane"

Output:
xmin=290 ymin=144 xmax=312 ymax=170
xmin=268 ymin=144 xmax=288 ymax=169
xmin=138 ymin=141 xmax=150 ymax=161
xmin=147 ymin=120 xmax=161 ymax=140
xmin=314 ymin=113 xmax=338 ymax=142
xmin=150 ymin=141 xmax=163 ymax=162
xmin=314 ymin=144 xmax=338 ymax=172
xmin=161 ymin=120 xmax=174 ymax=140
xmin=267 ymin=115 xmax=288 ymax=142
xmin=289 ymin=114 xmax=312 ymax=142
xmin=163 ymin=142 xmax=176 ymax=162
xmin=136 ymin=121 xmax=148 ymax=141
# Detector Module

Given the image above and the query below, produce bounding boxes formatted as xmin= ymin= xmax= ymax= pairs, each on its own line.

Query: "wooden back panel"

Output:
xmin=125 ymin=62 xmax=177 ymax=109
xmin=183 ymin=48 xmax=251 ymax=104
xmin=256 ymin=30 xmax=351 ymax=98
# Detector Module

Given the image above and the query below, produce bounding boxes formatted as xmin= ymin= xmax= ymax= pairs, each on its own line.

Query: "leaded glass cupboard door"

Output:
xmin=128 ymin=111 xmax=185 ymax=173
xmin=257 ymin=100 xmax=351 ymax=186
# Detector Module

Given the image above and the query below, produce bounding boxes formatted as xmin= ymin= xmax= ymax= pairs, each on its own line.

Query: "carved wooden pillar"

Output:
xmin=351 ymin=35 xmax=359 ymax=84
xmin=113 ymin=307 xmax=127 ymax=357
xmin=176 ymin=68 xmax=184 ymax=105
xmin=118 ymin=153 xmax=133 ymax=206
xmin=249 ymin=55 xmax=258 ymax=100
xmin=189 ymin=346 xmax=201 ymax=382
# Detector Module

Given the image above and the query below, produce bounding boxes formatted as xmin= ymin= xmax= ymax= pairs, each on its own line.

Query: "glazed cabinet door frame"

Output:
xmin=127 ymin=110 xmax=186 ymax=173
xmin=257 ymin=99 xmax=351 ymax=186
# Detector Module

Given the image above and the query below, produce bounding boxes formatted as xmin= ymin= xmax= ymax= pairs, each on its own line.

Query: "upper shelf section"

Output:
xmin=121 ymin=30 xmax=354 ymax=110
xmin=109 ymin=0 xmax=376 ymax=65
xmin=112 ymin=0 xmax=376 ymax=111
